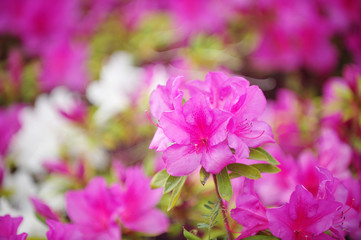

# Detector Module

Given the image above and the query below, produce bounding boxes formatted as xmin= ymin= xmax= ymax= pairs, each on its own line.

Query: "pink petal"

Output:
xmin=201 ymin=141 xmax=236 ymax=174
xmin=240 ymin=120 xmax=275 ymax=147
xmin=228 ymin=133 xmax=250 ymax=159
xmin=122 ymin=209 xmax=169 ymax=235
xmin=149 ymin=128 xmax=171 ymax=152
xmin=159 ymin=109 xmax=190 ymax=145
xmin=163 ymin=144 xmax=201 ymax=176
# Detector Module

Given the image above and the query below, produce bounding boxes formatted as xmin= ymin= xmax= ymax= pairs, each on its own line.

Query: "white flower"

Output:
xmin=86 ymin=51 xmax=144 ymax=124
xmin=9 ymin=87 xmax=108 ymax=173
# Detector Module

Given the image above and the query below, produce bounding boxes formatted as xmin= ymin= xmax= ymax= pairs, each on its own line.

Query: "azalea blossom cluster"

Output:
xmin=149 ymin=72 xmax=275 ymax=176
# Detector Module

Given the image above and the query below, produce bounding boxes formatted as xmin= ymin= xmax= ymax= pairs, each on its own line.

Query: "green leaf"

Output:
xmin=150 ymin=169 xmax=170 ymax=189
xmin=216 ymin=168 xmax=233 ymax=201
xmin=249 ymin=147 xmax=280 ymax=165
xmin=242 ymin=235 xmax=279 ymax=240
xmin=200 ymin=167 xmax=210 ymax=185
xmin=228 ymin=163 xmax=262 ymax=179
xmin=168 ymin=176 xmax=187 ymax=211
xmin=183 ymin=228 xmax=202 ymax=240
xmin=164 ymin=175 xmax=184 ymax=194
xmin=251 ymin=164 xmax=281 ymax=173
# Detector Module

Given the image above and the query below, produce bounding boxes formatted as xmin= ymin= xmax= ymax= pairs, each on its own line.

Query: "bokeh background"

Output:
xmin=0 ymin=0 xmax=361 ymax=239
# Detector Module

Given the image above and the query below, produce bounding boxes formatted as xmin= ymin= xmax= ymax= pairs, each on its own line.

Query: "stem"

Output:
xmin=213 ymin=174 xmax=234 ymax=240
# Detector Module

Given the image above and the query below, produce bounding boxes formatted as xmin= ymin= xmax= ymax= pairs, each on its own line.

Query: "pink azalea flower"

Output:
xmin=254 ymin=144 xmax=298 ymax=206
xmin=46 ymin=220 xmax=83 ymax=240
xmin=316 ymin=128 xmax=352 ymax=179
xmin=0 ymin=104 xmax=23 ymax=157
xmin=0 ymin=215 xmax=28 ymax=240
xmin=231 ymin=179 xmax=269 ymax=239
xmin=160 ymin=93 xmax=234 ymax=175
xmin=249 ymin=0 xmax=337 ymax=74
xmin=267 ymin=185 xmax=342 ymax=240
xmin=166 ymin=0 xmax=234 ymax=38
xmin=39 ymin=39 xmax=89 ymax=93
xmin=112 ymin=166 xmax=169 ymax=234
xmin=263 ymin=89 xmax=316 ymax=156
xmin=150 ymin=72 xmax=274 ymax=175
xmin=0 ymin=0 xmax=80 ymax=55
xmin=65 ymin=177 xmax=121 ymax=240
xmin=315 ymin=168 xmax=359 ymax=239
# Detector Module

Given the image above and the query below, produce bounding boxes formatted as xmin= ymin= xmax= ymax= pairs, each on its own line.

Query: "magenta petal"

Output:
xmin=267 ymin=204 xmax=296 ymax=240
xmin=122 ymin=209 xmax=169 ymax=235
xmin=30 ymin=197 xmax=60 ymax=221
xmin=159 ymin=110 xmax=190 ymax=145
xmin=236 ymin=85 xmax=267 ymax=119
xmin=149 ymin=76 xmax=183 ymax=119
xmin=228 ymin=133 xmax=250 ymax=159
xmin=46 ymin=220 xmax=83 ymax=240
xmin=149 ymin=128 xmax=171 ymax=152
xmin=65 ymin=177 xmax=116 ymax=228
xmin=208 ymin=109 xmax=232 ymax=146
xmin=201 ymin=142 xmax=236 ymax=174
xmin=163 ymin=144 xmax=201 ymax=176
xmin=267 ymin=185 xmax=342 ymax=240
xmin=0 ymin=215 xmax=27 ymax=240
xmin=240 ymin=120 xmax=275 ymax=147
xmin=231 ymin=194 xmax=268 ymax=239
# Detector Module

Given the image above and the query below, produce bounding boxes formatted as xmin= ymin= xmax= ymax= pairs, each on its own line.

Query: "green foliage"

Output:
xmin=249 ymin=147 xmax=280 ymax=165
xmin=250 ymin=164 xmax=281 ymax=174
xmin=228 ymin=163 xmax=262 ymax=179
xmin=150 ymin=169 xmax=170 ymax=189
xmin=242 ymin=235 xmax=279 ymax=240
xmin=183 ymin=228 xmax=202 ymax=240
xmin=198 ymin=200 xmax=221 ymax=240
xmin=164 ymin=175 xmax=185 ymax=194
xmin=216 ymin=168 xmax=233 ymax=201
xmin=168 ymin=176 xmax=187 ymax=211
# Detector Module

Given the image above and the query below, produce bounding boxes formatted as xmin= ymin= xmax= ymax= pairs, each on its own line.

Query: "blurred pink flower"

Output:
xmin=65 ymin=177 xmax=121 ymax=240
xmin=113 ymin=166 xmax=169 ymax=234
xmin=167 ymin=0 xmax=234 ymax=38
xmin=46 ymin=220 xmax=83 ymax=240
xmin=254 ymin=144 xmax=298 ymax=206
xmin=39 ymin=39 xmax=89 ymax=93
xmin=267 ymin=185 xmax=341 ymax=240
xmin=0 ymin=215 xmax=28 ymax=240
xmin=231 ymin=179 xmax=269 ymax=239
xmin=249 ymin=0 xmax=337 ymax=74
xmin=263 ymin=89 xmax=316 ymax=156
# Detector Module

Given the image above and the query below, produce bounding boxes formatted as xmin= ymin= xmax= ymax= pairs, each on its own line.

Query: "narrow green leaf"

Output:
xmin=150 ymin=169 xmax=170 ymax=189
xmin=197 ymin=223 xmax=210 ymax=229
xmin=184 ymin=228 xmax=202 ymax=240
xmin=227 ymin=163 xmax=262 ymax=179
xmin=216 ymin=168 xmax=233 ymax=201
xmin=204 ymin=204 xmax=212 ymax=210
xmin=249 ymin=147 xmax=280 ymax=165
xmin=251 ymin=164 xmax=281 ymax=173
xmin=168 ymin=176 xmax=187 ymax=211
xmin=200 ymin=167 xmax=210 ymax=185
xmin=164 ymin=175 xmax=183 ymax=194
xmin=242 ymin=235 xmax=279 ymax=240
